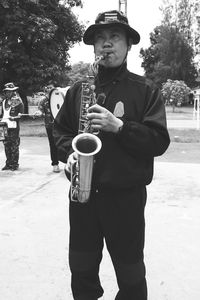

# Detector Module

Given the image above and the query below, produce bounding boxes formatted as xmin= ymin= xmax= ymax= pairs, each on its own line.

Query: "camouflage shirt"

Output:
xmin=38 ymin=95 xmax=54 ymax=128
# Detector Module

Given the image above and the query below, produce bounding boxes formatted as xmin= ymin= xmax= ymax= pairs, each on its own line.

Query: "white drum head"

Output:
xmin=49 ymin=87 xmax=70 ymax=119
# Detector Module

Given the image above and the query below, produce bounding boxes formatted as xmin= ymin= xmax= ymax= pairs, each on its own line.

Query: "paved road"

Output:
xmin=0 ymin=137 xmax=200 ymax=299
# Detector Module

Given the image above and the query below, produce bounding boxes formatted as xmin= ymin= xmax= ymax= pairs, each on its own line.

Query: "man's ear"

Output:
xmin=128 ymin=38 xmax=132 ymax=51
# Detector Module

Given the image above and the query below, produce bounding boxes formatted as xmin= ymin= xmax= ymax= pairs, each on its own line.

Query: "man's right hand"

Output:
xmin=65 ymin=152 xmax=78 ymax=174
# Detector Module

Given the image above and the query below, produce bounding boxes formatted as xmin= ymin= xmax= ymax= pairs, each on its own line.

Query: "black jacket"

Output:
xmin=53 ymin=64 xmax=170 ymax=189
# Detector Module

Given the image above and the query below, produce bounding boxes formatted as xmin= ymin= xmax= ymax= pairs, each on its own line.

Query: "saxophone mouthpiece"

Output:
xmin=95 ymin=55 xmax=104 ymax=63
xmin=99 ymin=53 xmax=108 ymax=60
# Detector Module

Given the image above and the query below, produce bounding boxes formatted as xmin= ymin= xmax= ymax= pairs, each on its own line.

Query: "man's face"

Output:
xmin=45 ymin=85 xmax=54 ymax=94
xmin=5 ymin=90 xmax=17 ymax=98
xmin=94 ymin=25 xmax=130 ymax=68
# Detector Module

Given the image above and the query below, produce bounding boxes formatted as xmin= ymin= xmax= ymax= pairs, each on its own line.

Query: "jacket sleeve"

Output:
xmin=117 ymin=85 xmax=170 ymax=158
xmin=19 ymin=102 xmax=24 ymax=114
xmin=53 ymin=86 xmax=78 ymax=163
xmin=13 ymin=99 xmax=24 ymax=116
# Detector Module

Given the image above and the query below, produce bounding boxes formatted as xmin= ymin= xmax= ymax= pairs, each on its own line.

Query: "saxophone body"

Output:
xmin=70 ymin=55 xmax=105 ymax=203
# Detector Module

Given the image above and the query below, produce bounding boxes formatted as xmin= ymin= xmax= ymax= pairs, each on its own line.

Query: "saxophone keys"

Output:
xmin=90 ymin=84 xmax=95 ymax=91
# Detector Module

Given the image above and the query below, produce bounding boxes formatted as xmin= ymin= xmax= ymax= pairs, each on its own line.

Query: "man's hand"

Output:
xmin=34 ymin=110 xmax=42 ymax=117
xmin=65 ymin=152 xmax=78 ymax=174
xmin=87 ymin=104 xmax=123 ymax=133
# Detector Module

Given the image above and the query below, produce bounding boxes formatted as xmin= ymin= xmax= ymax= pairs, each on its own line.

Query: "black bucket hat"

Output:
xmin=83 ymin=10 xmax=140 ymax=45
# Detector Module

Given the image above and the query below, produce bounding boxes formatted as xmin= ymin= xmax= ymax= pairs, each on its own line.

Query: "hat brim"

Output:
xmin=83 ymin=22 xmax=140 ymax=45
xmin=4 ymin=87 xmax=19 ymax=91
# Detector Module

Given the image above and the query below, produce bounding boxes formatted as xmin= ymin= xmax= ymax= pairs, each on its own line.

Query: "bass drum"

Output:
xmin=49 ymin=86 xmax=70 ymax=119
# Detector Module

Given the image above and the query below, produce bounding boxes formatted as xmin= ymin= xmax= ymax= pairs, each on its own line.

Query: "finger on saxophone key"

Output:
xmin=66 ymin=152 xmax=78 ymax=173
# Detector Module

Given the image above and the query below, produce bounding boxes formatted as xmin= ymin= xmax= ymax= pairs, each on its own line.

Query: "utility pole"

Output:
xmin=119 ymin=0 xmax=127 ymax=16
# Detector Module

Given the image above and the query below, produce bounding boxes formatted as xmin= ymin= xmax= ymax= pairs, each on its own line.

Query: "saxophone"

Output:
xmin=70 ymin=55 xmax=105 ymax=203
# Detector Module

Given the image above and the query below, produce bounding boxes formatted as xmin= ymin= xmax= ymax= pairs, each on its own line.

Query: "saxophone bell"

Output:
xmin=70 ymin=133 xmax=102 ymax=203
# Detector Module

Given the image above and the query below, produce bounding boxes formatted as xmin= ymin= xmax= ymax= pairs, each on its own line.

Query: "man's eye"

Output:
xmin=95 ymin=34 xmax=103 ymax=40
xmin=112 ymin=33 xmax=119 ymax=39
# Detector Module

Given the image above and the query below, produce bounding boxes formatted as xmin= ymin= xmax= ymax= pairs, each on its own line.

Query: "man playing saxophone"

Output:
xmin=53 ymin=10 xmax=170 ymax=300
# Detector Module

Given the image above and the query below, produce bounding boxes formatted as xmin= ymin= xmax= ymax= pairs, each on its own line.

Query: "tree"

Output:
xmin=160 ymin=0 xmax=200 ymax=47
xmin=67 ymin=61 xmax=91 ymax=84
xmin=159 ymin=0 xmax=174 ymax=26
xmin=159 ymin=0 xmax=200 ymax=79
xmin=0 ymin=0 xmax=84 ymax=95
xmin=161 ymin=79 xmax=191 ymax=111
xmin=140 ymin=25 xmax=197 ymax=87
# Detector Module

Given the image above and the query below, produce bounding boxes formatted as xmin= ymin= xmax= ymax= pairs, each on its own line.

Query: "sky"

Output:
xmin=69 ymin=0 xmax=163 ymax=75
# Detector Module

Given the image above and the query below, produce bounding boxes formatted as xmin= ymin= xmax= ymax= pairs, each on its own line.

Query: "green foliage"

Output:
xmin=159 ymin=0 xmax=174 ymax=26
xmin=160 ymin=0 xmax=200 ymax=47
xmin=161 ymin=79 xmax=191 ymax=110
xmin=67 ymin=61 xmax=91 ymax=84
xmin=0 ymin=0 xmax=84 ymax=94
xmin=140 ymin=25 xmax=197 ymax=87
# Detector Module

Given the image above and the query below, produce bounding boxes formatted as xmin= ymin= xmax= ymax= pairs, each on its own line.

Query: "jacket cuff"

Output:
xmin=116 ymin=119 xmax=128 ymax=137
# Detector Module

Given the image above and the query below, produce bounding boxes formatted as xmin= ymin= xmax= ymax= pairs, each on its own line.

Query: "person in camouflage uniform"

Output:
xmin=1 ymin=82 xmax=24 ymax=171
xmin=35 ymin=83 xmax=60 ymax=173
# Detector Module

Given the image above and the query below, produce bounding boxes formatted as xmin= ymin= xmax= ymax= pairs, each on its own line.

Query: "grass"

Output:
xmin=20 ymin=117 xmax=46 ymax=137
xmin=19 ymin=108 xmax=200 ymax=164
xmin=20 ymin=120 xmax=200 ymax=142
xmin=156 ymin=142 xmax=200 ymax=164
xmin=166 ymin=106 xmax=200 ymax=142
xmin=168 ymin=128 xmax=200 ymax=143
xmin=165 ymin=105 xmax=194 ymax=120
xmin=20 ymin=107 xmax=200 ymax=143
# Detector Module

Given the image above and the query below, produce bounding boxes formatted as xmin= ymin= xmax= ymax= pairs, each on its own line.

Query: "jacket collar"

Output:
xmin=97 ymin=62 xmax=128 ymax=87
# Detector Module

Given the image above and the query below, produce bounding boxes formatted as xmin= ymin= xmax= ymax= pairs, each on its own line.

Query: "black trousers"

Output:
xmin=69 ymin=187 xmax=147 ymax=300
xmin=46 ymin=126 xmax=59 ymax=166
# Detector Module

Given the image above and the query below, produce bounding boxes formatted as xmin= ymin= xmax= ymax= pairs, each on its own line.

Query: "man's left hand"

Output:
xmin=87 ymin=104 xmax=123 ymax=133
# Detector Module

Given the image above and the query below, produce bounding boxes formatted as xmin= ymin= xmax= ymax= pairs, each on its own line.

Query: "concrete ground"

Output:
xmin=0 ymin=136 xmax=200 ymax=300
